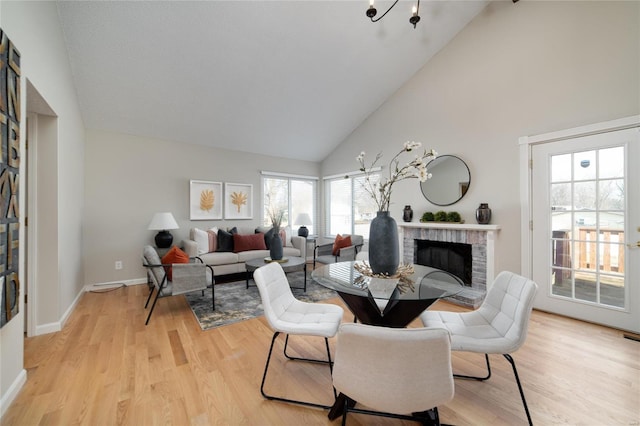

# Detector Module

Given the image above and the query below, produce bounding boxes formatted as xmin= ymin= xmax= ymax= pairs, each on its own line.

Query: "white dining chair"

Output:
xmin=332 ymin=323 xmax=454 ymax=425
xmin=253 ymin=261 xmax=344 ymax=409
xmin=420 ymin=270 xmax=538 ymax=425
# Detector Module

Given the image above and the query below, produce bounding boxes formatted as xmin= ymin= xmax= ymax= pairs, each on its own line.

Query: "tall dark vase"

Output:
xmin=269 ymin=228 xmax=284 ymax=260
xmin=368 ymin=211 xmax=399 ymax=276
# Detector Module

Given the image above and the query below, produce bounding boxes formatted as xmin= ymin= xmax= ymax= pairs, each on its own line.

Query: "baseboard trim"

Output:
xmin=85 ymin=277 xmax=147 ymax=291
xmin=0 ymin=368 xmax=26 ymax=418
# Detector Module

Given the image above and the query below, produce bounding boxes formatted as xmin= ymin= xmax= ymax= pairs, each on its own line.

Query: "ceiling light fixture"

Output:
xmin=366 ymin=0 xmax=421 ymax=29
xmin=366 ymin=0 xmax=520 ymax=29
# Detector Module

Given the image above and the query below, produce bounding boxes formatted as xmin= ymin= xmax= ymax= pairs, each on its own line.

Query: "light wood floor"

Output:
xmin=3 ymin=283 xmax=639 ymax=425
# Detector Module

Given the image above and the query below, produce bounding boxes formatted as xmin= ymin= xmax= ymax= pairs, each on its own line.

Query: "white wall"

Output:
xmin=0 ymin=0 xmax=85 ymax=415
xmin=83 ymin=129 xmax=321 ymax=286
xmin=322 ymin=0 xmax=639 ymax=276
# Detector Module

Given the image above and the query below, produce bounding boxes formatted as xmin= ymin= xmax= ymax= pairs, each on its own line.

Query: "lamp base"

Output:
xmin=298 ymin=226 xmax=309 ymax=238
xmin=155 ymin=230 xmax=173 ymax=248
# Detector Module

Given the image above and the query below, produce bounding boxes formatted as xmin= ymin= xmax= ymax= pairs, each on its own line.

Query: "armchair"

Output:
xmin=313 ymin=234 xmax=364 ymax=268
xmin=142 ymin=245 xmax=214 ymax=325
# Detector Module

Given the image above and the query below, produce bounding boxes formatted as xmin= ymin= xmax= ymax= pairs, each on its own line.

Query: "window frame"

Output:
xmin=261 ymin=171 xmax=318 ymax=236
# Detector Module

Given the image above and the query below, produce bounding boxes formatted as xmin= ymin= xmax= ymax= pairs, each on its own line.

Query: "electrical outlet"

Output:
xmin=115 ymin=261 xmax=123 ymax=270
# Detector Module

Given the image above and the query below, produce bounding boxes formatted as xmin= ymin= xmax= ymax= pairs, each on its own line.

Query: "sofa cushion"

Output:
xmin=332 ymin=234 xmax=352 ymax=255
xmin=217 ymin=229 xmax=234 ymax=252
xmin=233 ymin=233 xmax=267 ymax=252
xmin=197 ymin=251 xmax=239 ymax=266
xmin=161 ymin=246 xmax=190 ymax=281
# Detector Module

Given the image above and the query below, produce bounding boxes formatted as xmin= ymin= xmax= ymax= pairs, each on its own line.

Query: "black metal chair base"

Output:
xmin=340 ymin=395 xmax=444 ymax=426
xmin=144 ymin=266 xmax=215 ymax=325
xmin=454 ymin=353 xmax=532 ymax=426
xmin=260 ymin=331 xmax=336 ymax=409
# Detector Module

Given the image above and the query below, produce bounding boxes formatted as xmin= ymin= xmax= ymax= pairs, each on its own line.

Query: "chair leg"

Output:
xmin=145 ymin=288 xmax=162 ymax=325
xmin=454 ymin=353 xmax=492 ymax=381
xmin=283 ymin=335 xmax=334 ymax=366
xmin=503 ymin=354 xmax=533 ymax=426
xmin=260 ymin=332 xmax=332 ymax=409
xmin=144 ymin=286 xmax=155 ymax=308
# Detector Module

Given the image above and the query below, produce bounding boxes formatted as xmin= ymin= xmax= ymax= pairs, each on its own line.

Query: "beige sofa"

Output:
xmin=182 ymin=226 xmax=306 ymax=277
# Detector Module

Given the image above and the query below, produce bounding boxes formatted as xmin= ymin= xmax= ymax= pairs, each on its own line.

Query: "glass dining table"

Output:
xmin=311 ymin=261 xmax=463 ymax=328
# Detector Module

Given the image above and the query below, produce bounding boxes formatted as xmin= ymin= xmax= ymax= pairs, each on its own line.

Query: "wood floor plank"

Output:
xmin=2 ymin=283 xmax=639 ymax=425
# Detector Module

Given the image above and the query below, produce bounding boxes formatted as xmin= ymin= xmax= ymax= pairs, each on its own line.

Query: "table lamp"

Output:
xmin=148 ymin=212 xmax=179 ymax=248
xmin=294 ymin=213 xmax=312 ymax=237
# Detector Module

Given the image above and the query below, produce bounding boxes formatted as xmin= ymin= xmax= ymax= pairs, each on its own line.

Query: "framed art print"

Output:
xmin=224 ymin=183 xmax=253 ymax=219
xmin=190 ymin=180 xmax=223 ymax=220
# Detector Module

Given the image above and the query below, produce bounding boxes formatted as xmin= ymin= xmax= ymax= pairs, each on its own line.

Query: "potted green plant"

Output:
xmin=447 ymin=211 xmax=461 ymax=222
xmin=434 ymin=211 xmax=447 ymax=222
xmin=420 ymin=211 xmax=434 ymax=222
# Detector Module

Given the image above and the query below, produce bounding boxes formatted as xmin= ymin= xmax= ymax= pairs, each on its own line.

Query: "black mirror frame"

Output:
xmin=420 ymin=155 xmax=471 ymax=206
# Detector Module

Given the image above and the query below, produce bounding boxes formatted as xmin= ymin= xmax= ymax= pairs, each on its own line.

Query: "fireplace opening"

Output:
xmin=414 ymin=239 xmax=472 ymax=286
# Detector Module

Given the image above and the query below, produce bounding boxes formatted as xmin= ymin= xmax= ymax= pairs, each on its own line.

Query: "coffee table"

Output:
xmin=245 ymin=256 xmax=307 ymax=291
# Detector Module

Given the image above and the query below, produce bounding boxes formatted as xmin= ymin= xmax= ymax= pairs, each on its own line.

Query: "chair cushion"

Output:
xmin=332 ymin=234 xmax=352 ymax=255
xmin=161 ymin=246 xmax=190 ymax=281
xmin=143 ymin=245 xmax=166 ymax=287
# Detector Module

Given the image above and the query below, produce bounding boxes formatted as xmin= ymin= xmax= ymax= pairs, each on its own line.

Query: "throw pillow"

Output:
xmin=161 ymin=246 xmax=190 ymax=281
xmin=233 ymin=233 xmax=267 ymax=252
xmin=207 ymin=228 xmax=218 ymax=253
xmin=192 ymin=228 xmax=209 ymax=255
xmin=332 ymin=234 xmax=352 ymax=256
xmin=217 ymin=229 xmax=234 ymax=252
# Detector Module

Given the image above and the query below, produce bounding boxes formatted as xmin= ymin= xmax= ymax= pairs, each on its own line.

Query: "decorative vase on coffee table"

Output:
xmin=269 ymin=228 xmax=284 ymax=260
xmin=368 ymin=211 xmax=399 ymax=276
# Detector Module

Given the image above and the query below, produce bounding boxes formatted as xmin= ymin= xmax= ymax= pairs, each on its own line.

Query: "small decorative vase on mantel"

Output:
xmin=269 ymin=227 xmax=284 ymax=260
xmin=368 ymin=211 xmax=399 ymax=276
xmin=402 ymin=205 xmax=413 ymax=222
xmin=475 ymin=203 xmax=492 ymax=224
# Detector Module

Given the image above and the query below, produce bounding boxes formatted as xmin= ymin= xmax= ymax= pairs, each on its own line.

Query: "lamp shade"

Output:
xmin=148 ymin=212 xmax=179 ymax=231
xmin=294 ymin=213 xmax=312 ymax=226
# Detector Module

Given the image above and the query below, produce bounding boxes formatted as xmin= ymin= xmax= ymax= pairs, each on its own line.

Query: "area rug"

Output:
xmin=185 ymin=271 xmax=337 ymax=331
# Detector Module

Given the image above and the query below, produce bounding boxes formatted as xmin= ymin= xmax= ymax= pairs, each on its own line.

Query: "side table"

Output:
xmin=245 ymin=256 xmax=307 ymax=291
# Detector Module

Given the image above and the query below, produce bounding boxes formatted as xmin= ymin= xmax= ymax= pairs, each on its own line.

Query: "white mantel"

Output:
xmin=398 ymin=222 xmax=500 ymax=306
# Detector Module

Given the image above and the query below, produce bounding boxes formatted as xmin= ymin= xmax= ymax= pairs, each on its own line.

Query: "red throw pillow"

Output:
xmin=233 ymin=233 xmax=267 ymax=253
xmin=161 ymin=246 xmax=190 ymax=281
xmin=332 ymin=234 xmax=352 ymax=256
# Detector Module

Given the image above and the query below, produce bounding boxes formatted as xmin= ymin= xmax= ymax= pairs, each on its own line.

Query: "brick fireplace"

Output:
xmin=398 ymin=223 xmax=500 ymax=308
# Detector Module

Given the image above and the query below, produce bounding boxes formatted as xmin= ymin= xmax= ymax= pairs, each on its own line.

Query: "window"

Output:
xmin=324 ymin=172 xmax=379 ymax=239
xmin=261 ymin=172 xmax=317 ymax=236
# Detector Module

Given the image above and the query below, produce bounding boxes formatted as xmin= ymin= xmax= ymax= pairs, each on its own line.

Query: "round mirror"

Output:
xmin=420 ymin=155 xmax=471 ymax=206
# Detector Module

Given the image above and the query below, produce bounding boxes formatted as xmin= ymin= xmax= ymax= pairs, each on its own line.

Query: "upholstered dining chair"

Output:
xmin=420 ymin=270 xmax=538 ymax=425
xmin=332 ymin=323 xmax=454 ymax=425
xmin=253 ymin=261 xmax=344 ymax=409
xmin=142 ymin=245 xmax=214 ymax=325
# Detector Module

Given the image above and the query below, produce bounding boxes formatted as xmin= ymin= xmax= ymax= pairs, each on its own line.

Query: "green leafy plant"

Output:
xmin=420 ymin=211 xmax=434 ymax=222
xmin=447 ymin=211 xmax=461 ymax=222
xmin=434 ymin=211 xmax=447 ymax=222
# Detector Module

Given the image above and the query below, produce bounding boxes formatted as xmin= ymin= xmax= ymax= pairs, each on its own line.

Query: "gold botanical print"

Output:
xmin=200 ymin=189 xmax=214 ymax=212
xmin=230 ymin=191 xmax=247 ymax=213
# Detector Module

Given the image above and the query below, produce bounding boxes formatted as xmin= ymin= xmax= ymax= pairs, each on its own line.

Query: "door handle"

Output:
xmin=627 ymin=242 xmax=640 ymax=248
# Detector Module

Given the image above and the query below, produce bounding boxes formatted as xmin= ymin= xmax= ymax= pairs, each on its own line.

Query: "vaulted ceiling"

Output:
xmin=57 ymin=1 xmax=489 ymax=162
